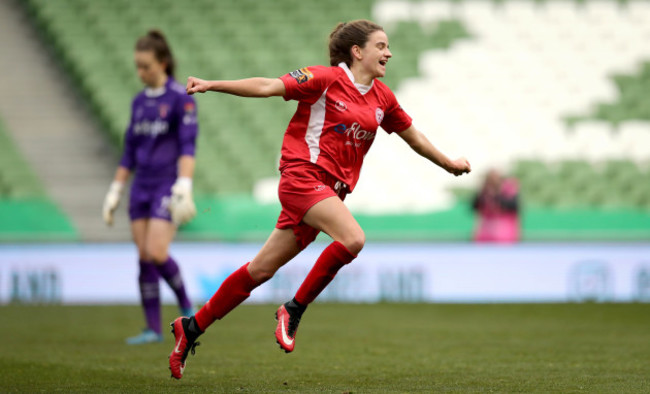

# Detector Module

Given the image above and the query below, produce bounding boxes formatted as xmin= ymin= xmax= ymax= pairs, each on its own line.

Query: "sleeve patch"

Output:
xmin=184 ymin=102 xmax=195 ymax=113
xmin=289 ymin=67 xmax=314 ymax=84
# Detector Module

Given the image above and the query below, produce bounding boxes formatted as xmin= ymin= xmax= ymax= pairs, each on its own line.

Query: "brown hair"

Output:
xmin=329 ymin=20 xmax=384 ymax=67
xmin=135 ymin=29 xmax=175 ymax=77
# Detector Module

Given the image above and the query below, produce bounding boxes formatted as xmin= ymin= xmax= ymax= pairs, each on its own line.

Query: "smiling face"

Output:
xmin=355 ymin=30 xmax=392 ymax=79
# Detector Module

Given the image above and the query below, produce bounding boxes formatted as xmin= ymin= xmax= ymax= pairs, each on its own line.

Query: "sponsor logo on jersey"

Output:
xmin=289 ymin=67 xmax=314 ymax=84
xmin=335 ymin=100 xmax=347 ymax=112
xmin=134 ymin=119 xmax=169 ymax=137
xmin=375 ymin=107 xmax=384 ymax=124
xmin=344 ymin=122 xmax=375 ymax=142
xmin=333 ymin=122 xmax=376 ymax=147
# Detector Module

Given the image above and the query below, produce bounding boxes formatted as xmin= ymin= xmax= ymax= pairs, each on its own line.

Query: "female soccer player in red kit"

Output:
xmin=169 ymin=20 xmax=471 ymax=379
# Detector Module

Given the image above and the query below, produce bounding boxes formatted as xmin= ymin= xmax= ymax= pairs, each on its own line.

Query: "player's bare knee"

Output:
xmin=342 ymin=230 xmax=365 ymax=256
xmin=248 ymin=265 xmax=275 ymax=284
xmin=146 ymin=247 xmax=168 ymax=264
xmin=137 ymin=247 xmax=150 ymax=261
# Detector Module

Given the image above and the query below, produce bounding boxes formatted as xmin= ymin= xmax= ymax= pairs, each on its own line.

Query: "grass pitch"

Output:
xmin=1 ymin=303 xmax=649 ymax=393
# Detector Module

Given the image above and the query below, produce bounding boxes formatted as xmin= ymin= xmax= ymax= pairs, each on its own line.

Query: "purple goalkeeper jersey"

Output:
xmin=120 ymin=77 xmax=198 ymax=183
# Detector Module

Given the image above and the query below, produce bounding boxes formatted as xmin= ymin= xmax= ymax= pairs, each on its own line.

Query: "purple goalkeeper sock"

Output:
xmin=156 ymin=256 xmax=192 ymax=311
xmin=138 ymin=260 xmax=161 ymax=334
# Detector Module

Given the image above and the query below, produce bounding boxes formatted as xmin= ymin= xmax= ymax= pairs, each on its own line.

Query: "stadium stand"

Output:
xmin=0 ymin=121 xmax=43 ymax=200
xmin=363 ymin=0 xmax=650 ymax=212
xmin=0 ymin=118 xmax=77 ymax=241
xmin=17 ymin=0 xmax=650 ymax=240
xmin=0 ymin=0 xmax=132 ymax=242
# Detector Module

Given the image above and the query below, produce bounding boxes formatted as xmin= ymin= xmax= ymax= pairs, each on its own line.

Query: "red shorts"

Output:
xmin=276 ymin=162 xmax=348 ymax=250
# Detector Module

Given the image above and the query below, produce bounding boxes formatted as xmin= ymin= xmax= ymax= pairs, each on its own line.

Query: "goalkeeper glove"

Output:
xmin=102 ymin=181 xmax=124 ymax=226
xmin=169 ymin=177 xmax=196 ymax=226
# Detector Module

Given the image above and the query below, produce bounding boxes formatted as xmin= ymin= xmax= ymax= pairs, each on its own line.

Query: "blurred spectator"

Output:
xmin=472 ymin=169 xmax=520 ymax=243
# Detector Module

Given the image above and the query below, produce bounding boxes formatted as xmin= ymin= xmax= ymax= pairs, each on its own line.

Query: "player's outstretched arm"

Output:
xmin=398 ymin=125 xmax=471 ymax=176
xmin=186 ymin=76 xmax=286 ymax=98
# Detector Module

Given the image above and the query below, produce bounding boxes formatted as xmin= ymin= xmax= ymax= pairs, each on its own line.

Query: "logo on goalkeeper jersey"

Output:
xmin=183 ymin=101 xmax=197 ymax=125
xmin=134 ymin=119 xmax=169 ymax=136
xmin=159 ymin=104 xmax=170 ymax=118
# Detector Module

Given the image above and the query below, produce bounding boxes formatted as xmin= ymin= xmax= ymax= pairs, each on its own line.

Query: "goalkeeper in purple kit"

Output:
xmin=102 ymin=30 xmax=198 ymax=344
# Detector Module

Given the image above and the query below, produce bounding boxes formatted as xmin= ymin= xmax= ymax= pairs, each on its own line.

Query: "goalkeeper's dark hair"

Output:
xmin=329 ymin=20 xmax=384 ymax=67
xmin=135 ymin=29 xmax=175 ymax=77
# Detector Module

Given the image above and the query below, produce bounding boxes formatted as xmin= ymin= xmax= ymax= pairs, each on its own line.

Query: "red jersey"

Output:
xmin=279 ymin=63 xmax=412 ymax=192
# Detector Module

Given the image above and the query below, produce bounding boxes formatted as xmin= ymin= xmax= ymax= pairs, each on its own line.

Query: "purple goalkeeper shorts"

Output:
xmin=128 ymin=179 xmax=175 ymax=222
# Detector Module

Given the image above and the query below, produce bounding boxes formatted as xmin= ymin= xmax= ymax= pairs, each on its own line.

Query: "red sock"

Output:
xmin=294 ymin=241 xmax=356 ymax=305
xmin=194 ymin=263 xmax=258 ymax=331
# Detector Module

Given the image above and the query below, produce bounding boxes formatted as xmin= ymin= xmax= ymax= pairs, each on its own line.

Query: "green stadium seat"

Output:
xmin=0 ymin=119 xmax=45 ymax=199
xmin=555 ymin=160 xmax=595 ymax=187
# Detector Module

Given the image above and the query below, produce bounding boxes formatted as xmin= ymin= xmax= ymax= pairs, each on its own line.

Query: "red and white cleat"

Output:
xmin=275 ymin=304 xmax=301 ymax=353
xmin=168 ymin=317 xmax=200 ymax=379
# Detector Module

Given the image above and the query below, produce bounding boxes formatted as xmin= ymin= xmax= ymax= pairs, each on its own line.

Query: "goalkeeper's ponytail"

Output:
xmin=135 ymin=29 xmax=176 ymax=78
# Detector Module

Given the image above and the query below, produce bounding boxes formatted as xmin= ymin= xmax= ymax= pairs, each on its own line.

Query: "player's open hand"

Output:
xmin=168 ymin=177 xmax=196 ymax=226
xmin=446 ymin=157 xmax=471 ymax=176
xmin=102 ymin=181 xmax=123 ymax=226
xmin=186 ymin=76 xmax=209 ymax=95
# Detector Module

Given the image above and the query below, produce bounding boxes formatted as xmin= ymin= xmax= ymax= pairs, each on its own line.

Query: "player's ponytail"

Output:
xmin=135 ymin=29 xmax=176 ymax=77
xmin=328 ymin=20 xmax=384 ymax=67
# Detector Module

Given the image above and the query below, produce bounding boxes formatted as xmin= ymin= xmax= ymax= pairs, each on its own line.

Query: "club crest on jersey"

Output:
xmin=335 ymin=100 xmax=347 ymax=112
xmin=289 ymin=67 xmax=314 ymax=84
xmin=184 ymin=102 xmax=195 ymax=113
xmin=375 ymin=108 xmax=384 ymax=125
xmin=159 ymin=104 xmax=170 ymax=118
